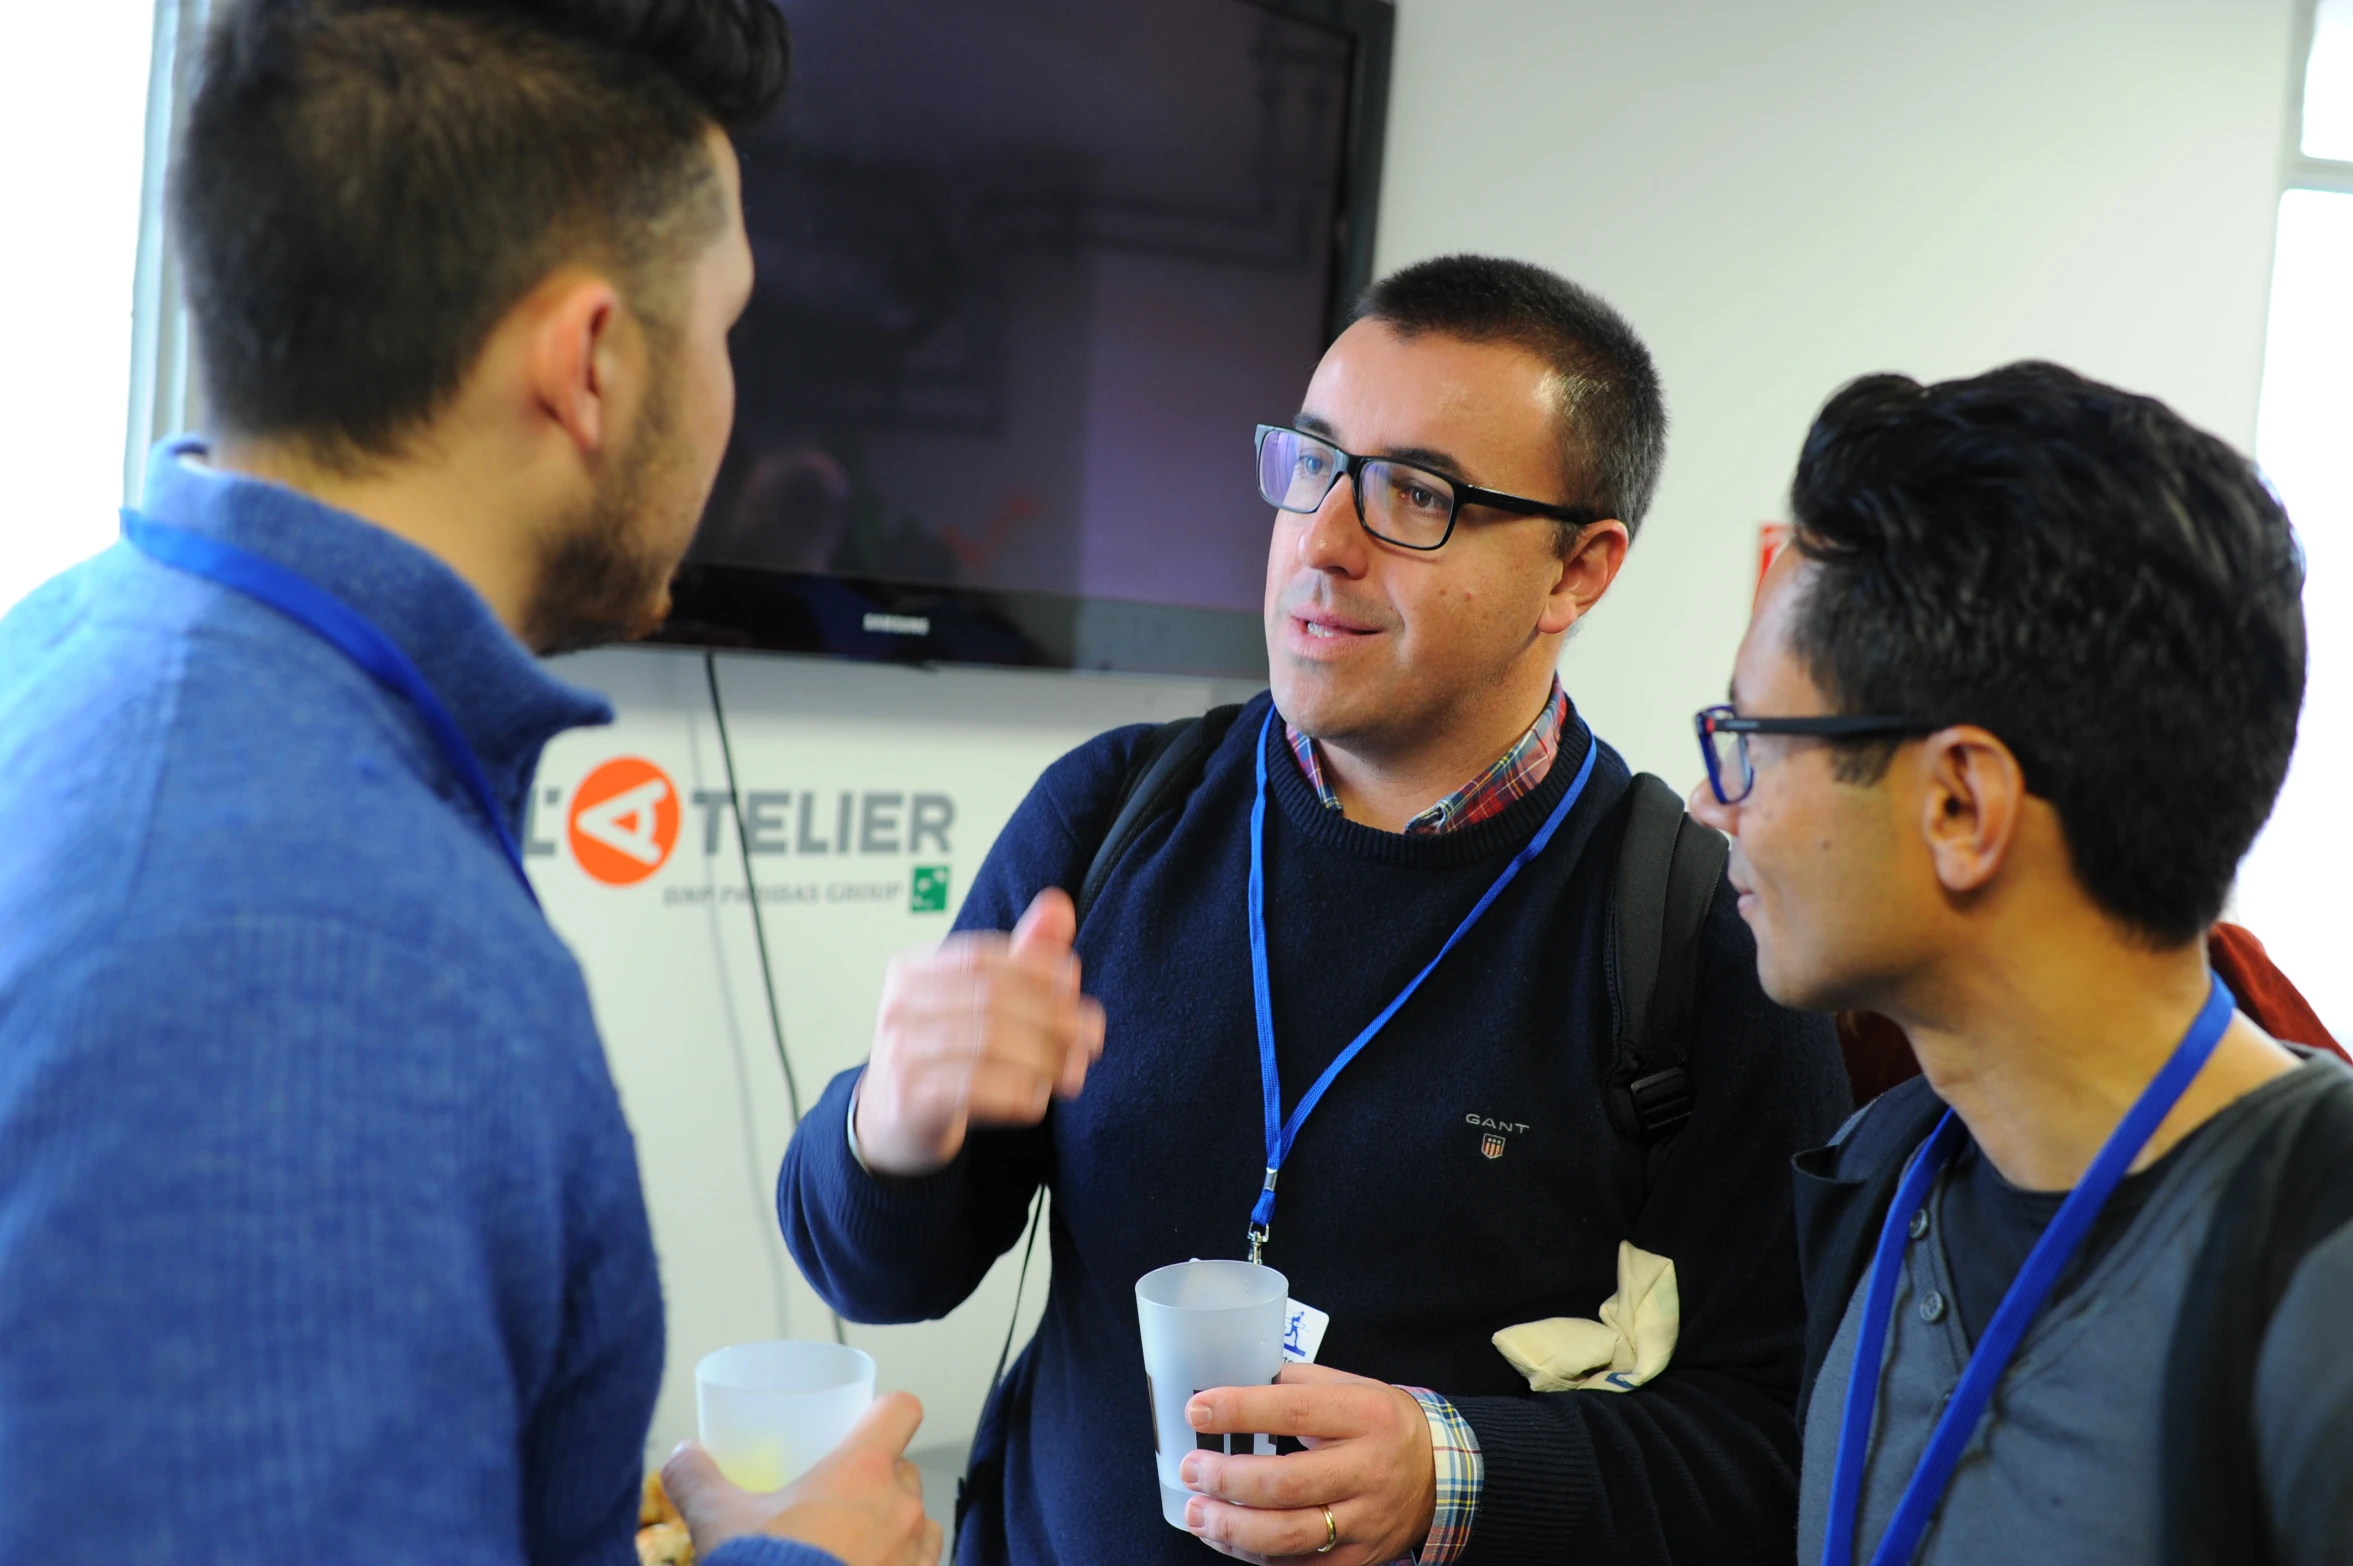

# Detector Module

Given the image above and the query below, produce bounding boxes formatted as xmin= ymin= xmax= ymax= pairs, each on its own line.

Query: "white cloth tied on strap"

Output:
xmin=1491 ymin=1241 xmax=1678 ymax=1393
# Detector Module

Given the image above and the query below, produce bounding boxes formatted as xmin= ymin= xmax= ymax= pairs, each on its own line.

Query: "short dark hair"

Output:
xmin=1788 ymin=361 xmax=2306 ymax=947
xmin=172 ymin=0 xmax=791 ymax=466
xmin=1352 ymin=255 xmax=1667 ymax=541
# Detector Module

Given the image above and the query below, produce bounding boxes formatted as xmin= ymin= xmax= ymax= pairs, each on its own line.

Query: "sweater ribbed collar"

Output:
xmin=133 ymin=437 xmax=613 ymax=827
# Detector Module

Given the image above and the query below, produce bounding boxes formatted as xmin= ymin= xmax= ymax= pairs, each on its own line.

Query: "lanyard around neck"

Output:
xmin=1244 ymin=707 xmax=1599 ymax=1264
xmin=1822 ymin=972 xmax=2237 ymax=1566
xmin=122 ymin=514 xmax=540 ymax=909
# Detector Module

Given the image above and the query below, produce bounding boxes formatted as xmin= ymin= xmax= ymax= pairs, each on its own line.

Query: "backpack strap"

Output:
xmin=2161 ymin=1067 xmax=2353 ymax=1566
xmin=1073 ymin=703 xmax=1245 ymax=927
xmin=1603 ymin=773 xmax=1729 ymax=1159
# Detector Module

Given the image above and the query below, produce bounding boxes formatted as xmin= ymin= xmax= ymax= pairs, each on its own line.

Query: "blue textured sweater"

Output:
xmin=0 ymin=446 xmax=829 ymax=1566
xmin=780 ymin=700 xmax=1851 ymax=1564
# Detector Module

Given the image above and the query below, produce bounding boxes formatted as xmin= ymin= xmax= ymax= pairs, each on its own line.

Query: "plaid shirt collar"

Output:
xmin=1285 ymin=676 xmax=1571 ymax=834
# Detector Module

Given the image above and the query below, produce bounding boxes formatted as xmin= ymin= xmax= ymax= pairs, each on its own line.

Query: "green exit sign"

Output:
xmin=910 ymin=865 xmax=950 ymax=913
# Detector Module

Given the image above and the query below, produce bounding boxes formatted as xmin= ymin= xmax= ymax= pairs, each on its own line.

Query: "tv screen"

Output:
xmin=653 ymin=0 xmax=1395 ymax=678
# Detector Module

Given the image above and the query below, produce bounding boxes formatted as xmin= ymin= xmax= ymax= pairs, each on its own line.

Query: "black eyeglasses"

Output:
xmin=1255 ymin=424 xmax=1599 ymax=551
xmin=1695 ymin=704 xmax=1949 ymax=805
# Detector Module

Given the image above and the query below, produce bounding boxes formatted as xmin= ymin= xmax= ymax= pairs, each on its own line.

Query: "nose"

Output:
xmin=1687 ymin=777 xmax=1738 ymax=836
xmin=1293 ymin=473 xmax=1369 ymax=576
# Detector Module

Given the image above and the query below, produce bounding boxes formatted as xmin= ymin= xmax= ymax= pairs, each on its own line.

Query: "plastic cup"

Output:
xmin=695 ymin=1340 xmax=876 ymax=1491
xmin=1135 ymin=1259 xmax=1289 ymax=1529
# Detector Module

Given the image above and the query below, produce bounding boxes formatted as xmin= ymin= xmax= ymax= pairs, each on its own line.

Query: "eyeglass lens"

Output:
xmin=1706 ymin=723 xmax=1753 ymax=804
xmin=1257 ymin=427 xmax=1458 ymax=549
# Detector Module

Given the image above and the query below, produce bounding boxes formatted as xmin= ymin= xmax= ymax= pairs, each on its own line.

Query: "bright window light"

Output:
xmin=0 ymin=5 xmax=157 ymax=621
xmin=2308 ymin=0 xmax=2353 ymax=160
xmin=2237 ymin=189 xmax=2353 ymax=1036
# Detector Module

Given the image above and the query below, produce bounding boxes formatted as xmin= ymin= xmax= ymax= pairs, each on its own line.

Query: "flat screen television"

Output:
xmin=651 ymin=0 xmax=1396 ymax=680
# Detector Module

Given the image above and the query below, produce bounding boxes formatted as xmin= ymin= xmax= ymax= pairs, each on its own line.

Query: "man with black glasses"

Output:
xmin=780 ymin=254 xmax=1850 ymax=1564
xmin=1689 ymin=362 xmax=2353 ymax=1563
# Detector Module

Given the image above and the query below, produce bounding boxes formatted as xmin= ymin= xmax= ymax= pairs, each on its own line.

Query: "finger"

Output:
xmin=962 ymin=1058 xmax=1066 ymax=1126
xmin=889 ymin=969 xmax=1092 ymax=1066
xmin=1188 ymin=1380 xmax=1374 ymax=1440
xmin=837 ymin=1389 xmax=925 ymax=1460
xmin=917 ymin=1518 xmax=944 ymax=1566
xmin=1009 ymin=887 xmax=1077 ymax=961
xmin=1179 ymin=1444 xmax=1349 ymax=1510
xmin=1273 ymin=1360 xmax=1363 ymax=1387
xmin=1186 ymin=1494 xmax=1341 ymax=1560
xmin=1059 ymin=997 xmax=1105 ymax=1096
xmin=659 ymin=1441 xmax=743 ymax=1547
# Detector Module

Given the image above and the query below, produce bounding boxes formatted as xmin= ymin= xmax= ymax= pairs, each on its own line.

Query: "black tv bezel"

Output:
xmin=648 ymin=0 xmax=1397 ymax=681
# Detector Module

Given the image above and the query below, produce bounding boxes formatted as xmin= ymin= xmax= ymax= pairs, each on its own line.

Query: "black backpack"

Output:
xmin=955 ymin=705 xmax=1729 ymax=1553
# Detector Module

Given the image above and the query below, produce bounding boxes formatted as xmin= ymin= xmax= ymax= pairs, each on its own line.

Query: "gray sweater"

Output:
xmin=1798 ymin=1057 xmax=2353 ymax=1564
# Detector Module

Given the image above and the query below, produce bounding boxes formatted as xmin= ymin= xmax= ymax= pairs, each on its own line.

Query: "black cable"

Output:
xmin=987 ymin=1192 xmax=1047 ymax=1417
xmin=703 ymin=648 xmax=845 ymax=1346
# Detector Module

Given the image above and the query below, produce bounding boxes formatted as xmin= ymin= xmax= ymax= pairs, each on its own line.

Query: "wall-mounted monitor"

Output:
xmin=651 ymin=0 xmax=1396 ymax=680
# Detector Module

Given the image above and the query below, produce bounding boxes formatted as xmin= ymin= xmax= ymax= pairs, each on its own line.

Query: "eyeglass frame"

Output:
xmin=1694 ymin=704 xmax=1951 ymax=806
xmin=1254 ymin=423 xmax=1601 ymax=551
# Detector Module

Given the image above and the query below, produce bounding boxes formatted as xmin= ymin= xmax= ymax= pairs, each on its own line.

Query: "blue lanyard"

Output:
xmin=1822 ymin=972 xmax=2237 ymax=1566
xmin=1243 ymin=707 xmax=1599 ymax=1263
xmin=122 ymin=514 xmax=540 ymax=909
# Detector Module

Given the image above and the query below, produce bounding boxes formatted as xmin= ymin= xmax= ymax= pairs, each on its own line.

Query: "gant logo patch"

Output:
xmin=1467 ymin=1113 xmax=1527 ymax=1161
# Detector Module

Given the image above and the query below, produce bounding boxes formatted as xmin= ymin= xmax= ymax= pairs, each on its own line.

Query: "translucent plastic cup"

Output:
xmin=1135 ymin=1259 xmax=1289 ymax=1529
xmin=695 ymin=1340 xmax=876 ymax=1491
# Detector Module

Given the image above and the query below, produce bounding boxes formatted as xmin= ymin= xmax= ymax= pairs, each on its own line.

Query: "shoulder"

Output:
xmin=2255 ymin=1200 xmax=2353 ymax=1556
xmin=954 ymin=693 xmax=1271 ymax=933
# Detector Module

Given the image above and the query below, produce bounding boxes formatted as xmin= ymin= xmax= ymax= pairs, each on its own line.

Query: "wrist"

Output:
xmin=848 ymin=1069 xmax=953 ymax=1180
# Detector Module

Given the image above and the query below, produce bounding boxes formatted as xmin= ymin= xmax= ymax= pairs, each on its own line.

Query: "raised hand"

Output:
xmin=853 ymin=887 xmax=1105 ymax=1177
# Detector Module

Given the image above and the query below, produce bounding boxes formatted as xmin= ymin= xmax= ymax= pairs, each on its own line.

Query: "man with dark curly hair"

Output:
xmin=1689 ymin=362 xmax=2353 ymax=1564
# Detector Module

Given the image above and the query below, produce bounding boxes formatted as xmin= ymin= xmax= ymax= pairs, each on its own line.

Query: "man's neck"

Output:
xmin=210 ymin=437 xmax=544 ymax=641
xmin=1314 ymin=670 xmax=1558 ymax=833
xmin=1893 ymin=929 xmax=2298 ymax=1192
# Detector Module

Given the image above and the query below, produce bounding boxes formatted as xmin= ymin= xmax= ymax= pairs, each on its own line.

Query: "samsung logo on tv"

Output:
xmin=863 ymin=612 xmax=932 ymax=637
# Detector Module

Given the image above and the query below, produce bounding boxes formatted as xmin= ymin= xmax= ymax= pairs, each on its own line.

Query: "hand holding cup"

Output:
xmin=662 ymin=1391 xmax=940 ymax=1566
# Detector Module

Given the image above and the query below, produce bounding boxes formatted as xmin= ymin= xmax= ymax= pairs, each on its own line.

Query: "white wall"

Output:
xmin=543 ymin=0 xmax=2315 ymax=1468
xmin=1376 ymin=0 xmax=2299 ymax=782
xmin=0 ymin=2 xmax=157 ymax=617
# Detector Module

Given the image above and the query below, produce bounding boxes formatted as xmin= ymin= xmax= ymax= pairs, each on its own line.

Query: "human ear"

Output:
xmin=1535 ymin=518 xmax=1630 ymax=635
xmin=1918 ymin=728 xmax=2028 ymax=896
xmin=523 ymin=271 xmax=627 ymax=459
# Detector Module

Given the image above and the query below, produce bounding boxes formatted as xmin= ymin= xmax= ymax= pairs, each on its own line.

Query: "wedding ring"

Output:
xmin=1317 ymin=1504 xmax=1337 ymax=1554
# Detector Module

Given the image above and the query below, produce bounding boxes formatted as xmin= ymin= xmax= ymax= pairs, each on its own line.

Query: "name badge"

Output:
xmin=1283 ymin=1299 xmax=1330 ymax=1364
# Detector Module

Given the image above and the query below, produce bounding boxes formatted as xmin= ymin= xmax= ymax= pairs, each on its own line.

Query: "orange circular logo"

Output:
xmin=567 ymin=757 xmax=680 ymax=886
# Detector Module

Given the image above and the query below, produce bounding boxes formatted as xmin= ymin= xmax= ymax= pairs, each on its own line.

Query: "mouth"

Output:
xmin=1284 ymin=604 xmax=1381 ymax=645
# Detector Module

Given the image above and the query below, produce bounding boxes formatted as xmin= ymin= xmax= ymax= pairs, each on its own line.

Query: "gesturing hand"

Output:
xmin=1179 ymin=1362 xmax=1437 ymax=1565
xmin=854 ymin=887 xmax=1106 ymax=1177
xmin=662 ymin=1392 xmax=941 ymax=1566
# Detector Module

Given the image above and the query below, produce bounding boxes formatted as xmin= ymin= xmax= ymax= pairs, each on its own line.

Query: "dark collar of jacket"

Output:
xmin=1791 ymin=1072 xmax=1946 ymax=1432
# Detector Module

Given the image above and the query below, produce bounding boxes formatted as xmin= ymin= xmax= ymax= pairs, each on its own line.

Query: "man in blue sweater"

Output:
xmin=0 ymin=3 xmax=930 ymax=1562
xmin=780 ymin=257 xmax=1852 ymax=1563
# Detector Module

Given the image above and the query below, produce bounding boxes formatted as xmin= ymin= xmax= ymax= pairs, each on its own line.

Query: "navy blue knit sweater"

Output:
xmin=781 ymin=694 xmax=1848 ymax=1564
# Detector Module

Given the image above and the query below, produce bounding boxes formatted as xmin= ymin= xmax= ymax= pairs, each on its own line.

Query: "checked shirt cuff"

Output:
xmin=1398 ymin=1387 xmax=1482 ymax=1564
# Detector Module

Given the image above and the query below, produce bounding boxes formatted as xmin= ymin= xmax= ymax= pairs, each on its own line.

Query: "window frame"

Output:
xmin=2286 ymin=0 xmax=2353 ymax=194
xmin=122 ymin=0 xmax=208 ymax=509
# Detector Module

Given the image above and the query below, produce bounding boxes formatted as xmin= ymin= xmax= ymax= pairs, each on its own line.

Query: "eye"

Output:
xmin=1403 ymin=481 xmax=1447 ymax=514
xmin=1295 ymin=451 xmax=1330 ymax=479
